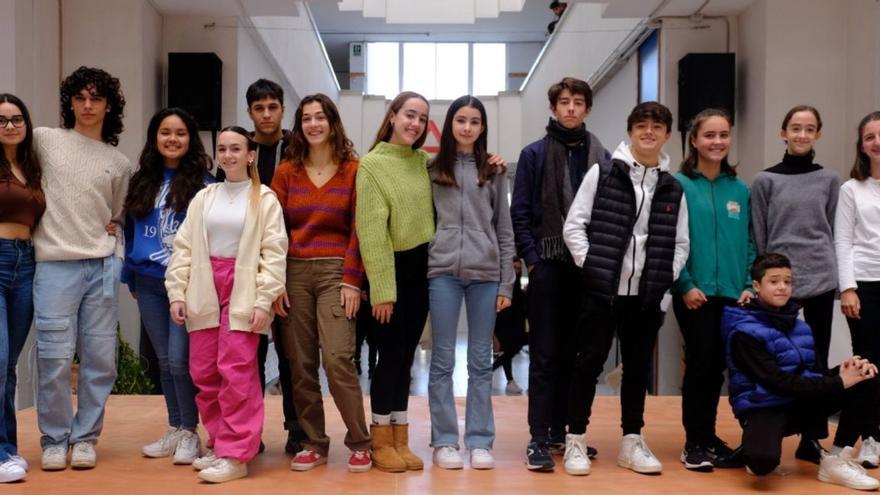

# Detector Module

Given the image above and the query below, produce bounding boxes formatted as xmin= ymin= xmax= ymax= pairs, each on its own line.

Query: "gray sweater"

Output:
xmin=750 ymin=162 xmax=839 ymax=299
xmin=428 ymin=153 xmax=516 ymax=298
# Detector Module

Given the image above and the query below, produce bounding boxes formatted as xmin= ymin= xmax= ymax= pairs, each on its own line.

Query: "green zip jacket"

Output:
xmin=673 ymin=171 xmax=755 ymax=299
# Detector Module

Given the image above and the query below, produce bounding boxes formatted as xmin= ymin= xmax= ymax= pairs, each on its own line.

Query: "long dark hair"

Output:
xmin=431 ymin=95 xmax=493 ymax=188
xmin=0 ymin=93 xmax=42 ymax=189
xmin=60 ymin=66 xmax=126 ymax=146
xmin=125 ymin=108 xmax=211 ymax=218
xmin=680 ymin=108 xmax=737 ymax=179
xmin=370 ymin=91 xmax=429 ymax=151
xmin=285 ymin=93 xmax=357 ymax=173
xmin=851 ymin=111 xmax=880 ymax=181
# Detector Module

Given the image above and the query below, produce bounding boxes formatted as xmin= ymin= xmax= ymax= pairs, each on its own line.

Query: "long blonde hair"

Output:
xmin=219 ymin=126 xmax=261 ymax=208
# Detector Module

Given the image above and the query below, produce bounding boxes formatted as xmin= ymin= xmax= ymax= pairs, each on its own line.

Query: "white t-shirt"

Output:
xmin=206 ymin=180 xmax=250 ymax=257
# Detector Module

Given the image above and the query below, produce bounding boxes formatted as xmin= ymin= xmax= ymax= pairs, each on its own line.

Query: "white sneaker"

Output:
xmin=564 ymin=433 xmax=591 ymax=476
xmin=506 ymin=381 xmax=523 ymax=395
xmin=819 ymin=447 xmax=880 ymax=491
xmin=8 ymin=455 xmax=27 ymax=472
xmin=70 ymin=442 xmax=96 ymax=469
xmin=41 ymin=445 xmax=67 ymax=471
xmin=192 ymin=449 xmax=218 ymax=471
xmin=433 ymin=446 xmax=464 ymax=469
xmin=197 ymin=458 xmax=248 ymax=483
xmin=142 ymin=427 xmax=183 ymax=458
xmin=617 ymin=434 xmax=662 ymax=474
xmin=174 ymin=430 xmax=201 ymax=465
xmin=470 ymin=448 xmax=495 ymax=470
xmin=858 ymin=437 xmax=880 ymax=468
xmin=0 ymin=460 xmax=25 ymax=483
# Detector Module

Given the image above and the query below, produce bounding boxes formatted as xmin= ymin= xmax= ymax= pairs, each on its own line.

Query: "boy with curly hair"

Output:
xmin=32 ymin=66 xmax=134 ymax=471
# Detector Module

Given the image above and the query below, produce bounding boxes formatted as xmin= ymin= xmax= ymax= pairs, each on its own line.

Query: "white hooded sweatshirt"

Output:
xmin=562 ymin=141 xmax=689 ymax=302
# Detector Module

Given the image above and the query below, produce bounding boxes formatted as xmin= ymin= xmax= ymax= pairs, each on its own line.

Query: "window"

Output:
xmin=472 ymin=43 xmax=506 ymax=96
xmin=638 ymin=31 xmax=659 ymax=103
xmin=366 ymin=42 xmax=400 ymax=99
xmin=366 ymin=42 xmax=506 ymax=99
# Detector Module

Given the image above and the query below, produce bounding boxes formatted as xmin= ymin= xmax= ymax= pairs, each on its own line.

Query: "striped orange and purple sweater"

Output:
xmin=270 ymin=159 xmax=364 ymax=289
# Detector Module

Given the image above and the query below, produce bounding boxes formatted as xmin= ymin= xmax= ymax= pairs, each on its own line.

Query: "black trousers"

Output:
xmin=369 ymin=244 xmax=429 ymax=416
xmin=799 ymin=289 xmax=835 ymax=371
xmin=742 ymin=378 xmax=880 ymax=476
xmin=846 ymin=281 xmax=880 ymax=439
xmin=526 ymin=260 xmax=581 ymax=442
xmin=568 ymin=295 xmax=664 ymax=436
xmin=673 ymin=296 xmax=735 ymax=445
xmin=256 ymin=321 xmax=305 ymax=437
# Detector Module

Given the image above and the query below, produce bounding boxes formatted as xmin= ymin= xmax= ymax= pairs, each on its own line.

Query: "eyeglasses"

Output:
xmin=0 ymin=116 xmax=25 ymax=128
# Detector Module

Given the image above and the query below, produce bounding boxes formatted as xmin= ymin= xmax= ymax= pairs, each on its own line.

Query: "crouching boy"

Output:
xmin=722 ymin=253 xmax=880 ymax=491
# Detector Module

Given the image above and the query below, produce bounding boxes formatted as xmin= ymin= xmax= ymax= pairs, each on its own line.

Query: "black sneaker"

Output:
xmin=258 ymin=441 xmax=266 ymax=454
xmin=795 ymin=438 xmax=825 ymax=465
xmin=708 ymin=440 xmax=744 ymax=468
xmin=681 ymin=443 xmax=714 ymax=472
xmin=526 ymin=441 xmax=555 ymax=471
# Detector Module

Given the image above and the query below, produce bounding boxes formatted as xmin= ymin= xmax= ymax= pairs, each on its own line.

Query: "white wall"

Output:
xmin=588 ymin=54 xmax=638 ymax=153
xmin=506 ymin=42 xmax=542 ymax=91
xmin=519 ymin=3 xmax=640 ymax=145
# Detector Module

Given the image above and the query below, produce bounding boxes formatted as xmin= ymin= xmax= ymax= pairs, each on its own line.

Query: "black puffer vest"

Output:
xmin=581 ymin=159 xmax=683 ymax=307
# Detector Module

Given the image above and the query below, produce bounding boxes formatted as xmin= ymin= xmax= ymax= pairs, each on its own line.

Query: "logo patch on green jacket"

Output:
xmin=727 ymin=200 xmax=741 ymax=220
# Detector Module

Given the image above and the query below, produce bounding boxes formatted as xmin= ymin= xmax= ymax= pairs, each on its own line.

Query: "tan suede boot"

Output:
xmin=370 ymin=424 xmax=406 ymax=473
xmin=392 ymin=423 xmax=424 ymax=470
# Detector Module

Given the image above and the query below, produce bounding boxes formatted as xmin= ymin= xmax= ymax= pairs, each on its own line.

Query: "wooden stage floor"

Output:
xmin=7 ymin=395 xmax=860 ymax=494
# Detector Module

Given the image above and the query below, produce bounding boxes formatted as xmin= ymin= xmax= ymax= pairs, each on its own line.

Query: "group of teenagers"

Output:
xmin=2 ymin=67 xmax=880 ymax=490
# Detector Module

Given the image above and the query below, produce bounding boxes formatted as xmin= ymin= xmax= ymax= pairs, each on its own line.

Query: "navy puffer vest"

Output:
xmin=721 ymin=304 xmax=821 ymax=418
xmin=581 ymin=159 xmax=683 ymax=307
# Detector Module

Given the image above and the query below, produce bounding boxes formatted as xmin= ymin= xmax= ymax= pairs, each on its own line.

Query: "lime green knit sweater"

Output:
xmin=356 ymin=141 xmax=435 ymax=305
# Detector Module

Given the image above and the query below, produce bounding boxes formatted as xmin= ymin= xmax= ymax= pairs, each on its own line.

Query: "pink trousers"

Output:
xmin=189 ymin=256 xmax=263 ymax=462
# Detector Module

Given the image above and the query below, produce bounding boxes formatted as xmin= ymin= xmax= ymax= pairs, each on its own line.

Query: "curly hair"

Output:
xmin=0 ymin=93 xmax=42 ymax=190
xmin=284 ymin=93 xmax=357 ymax=172
xmin=125 ymin=108 xmax=212 ymax=218
xmin=60 ymin=66 xmax=126 ymax=146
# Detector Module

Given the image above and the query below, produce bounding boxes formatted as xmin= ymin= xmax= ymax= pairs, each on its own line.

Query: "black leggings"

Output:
xmin=846 ymin=281 xmax=880 ymax=439
xmin=673 ymin=296 xmax=735 ymax=446
xmin=799 ymin=290 xmax=835 ymax=371
xmin=369 ymin=245 xmax=429 ymax=415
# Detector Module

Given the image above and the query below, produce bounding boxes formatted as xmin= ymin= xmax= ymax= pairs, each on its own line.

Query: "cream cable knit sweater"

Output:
xmin=32 ymin=127 xmax=134 ymax=262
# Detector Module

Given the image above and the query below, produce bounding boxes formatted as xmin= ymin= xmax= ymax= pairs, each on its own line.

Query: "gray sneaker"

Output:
xmin=143 ymin=427 xmax=183 ymax=458
xmin=70 ymin=442 xmax=96 ymax=469
xmin=41 ymin=446 xmax=67 ymax=471
xmin=173 ymin=430 xmax=201 ymax=465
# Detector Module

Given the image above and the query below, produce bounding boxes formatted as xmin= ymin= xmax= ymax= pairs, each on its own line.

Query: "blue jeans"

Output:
xmin=428 ymin=275 xmax=498 ymax=450
xmin=34 ymin=256 xmax=120 ymax=448
xmin=0 ymin=239 xmax=35 ymax=460
xmin=133 ymin=273 xmax=198 ymax=430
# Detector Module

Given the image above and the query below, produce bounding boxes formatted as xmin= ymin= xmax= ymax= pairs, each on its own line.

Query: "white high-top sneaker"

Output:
xmin=819 ymin=447 xmax=880 ymax=491
xmin=197 ymin=458 xmax=248 ymax=483
xmin=173 ymin=430 xmax=201 ymax=465
xmin=563 ymin=433 xmax=591 ymax=476
xmin=857 ymin=437 xmax=880 ymax=468
xmin=617 ymin=434 xmax=662 ymax=474
xmin=142 ymin=427 xmax=183 ymax=458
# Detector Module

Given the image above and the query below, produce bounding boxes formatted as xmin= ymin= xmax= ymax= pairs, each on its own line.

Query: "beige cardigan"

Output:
xmin=165 ymin=183 xmax=287 ymax=334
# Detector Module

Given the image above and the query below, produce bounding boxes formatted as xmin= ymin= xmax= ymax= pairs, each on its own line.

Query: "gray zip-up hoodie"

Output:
xmin=428 ymin=153 xmax=516 ymax=298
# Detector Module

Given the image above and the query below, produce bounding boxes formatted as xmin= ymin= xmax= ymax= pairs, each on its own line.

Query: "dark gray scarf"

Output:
xmin=541 ymin=118 xmax=588 ymax=261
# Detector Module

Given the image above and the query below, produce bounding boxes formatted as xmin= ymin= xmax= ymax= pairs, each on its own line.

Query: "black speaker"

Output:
xmin=168 ymin=53 xmax=222 ymax=131
xmin=678 ymin=53 xmax=735 ymax=132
